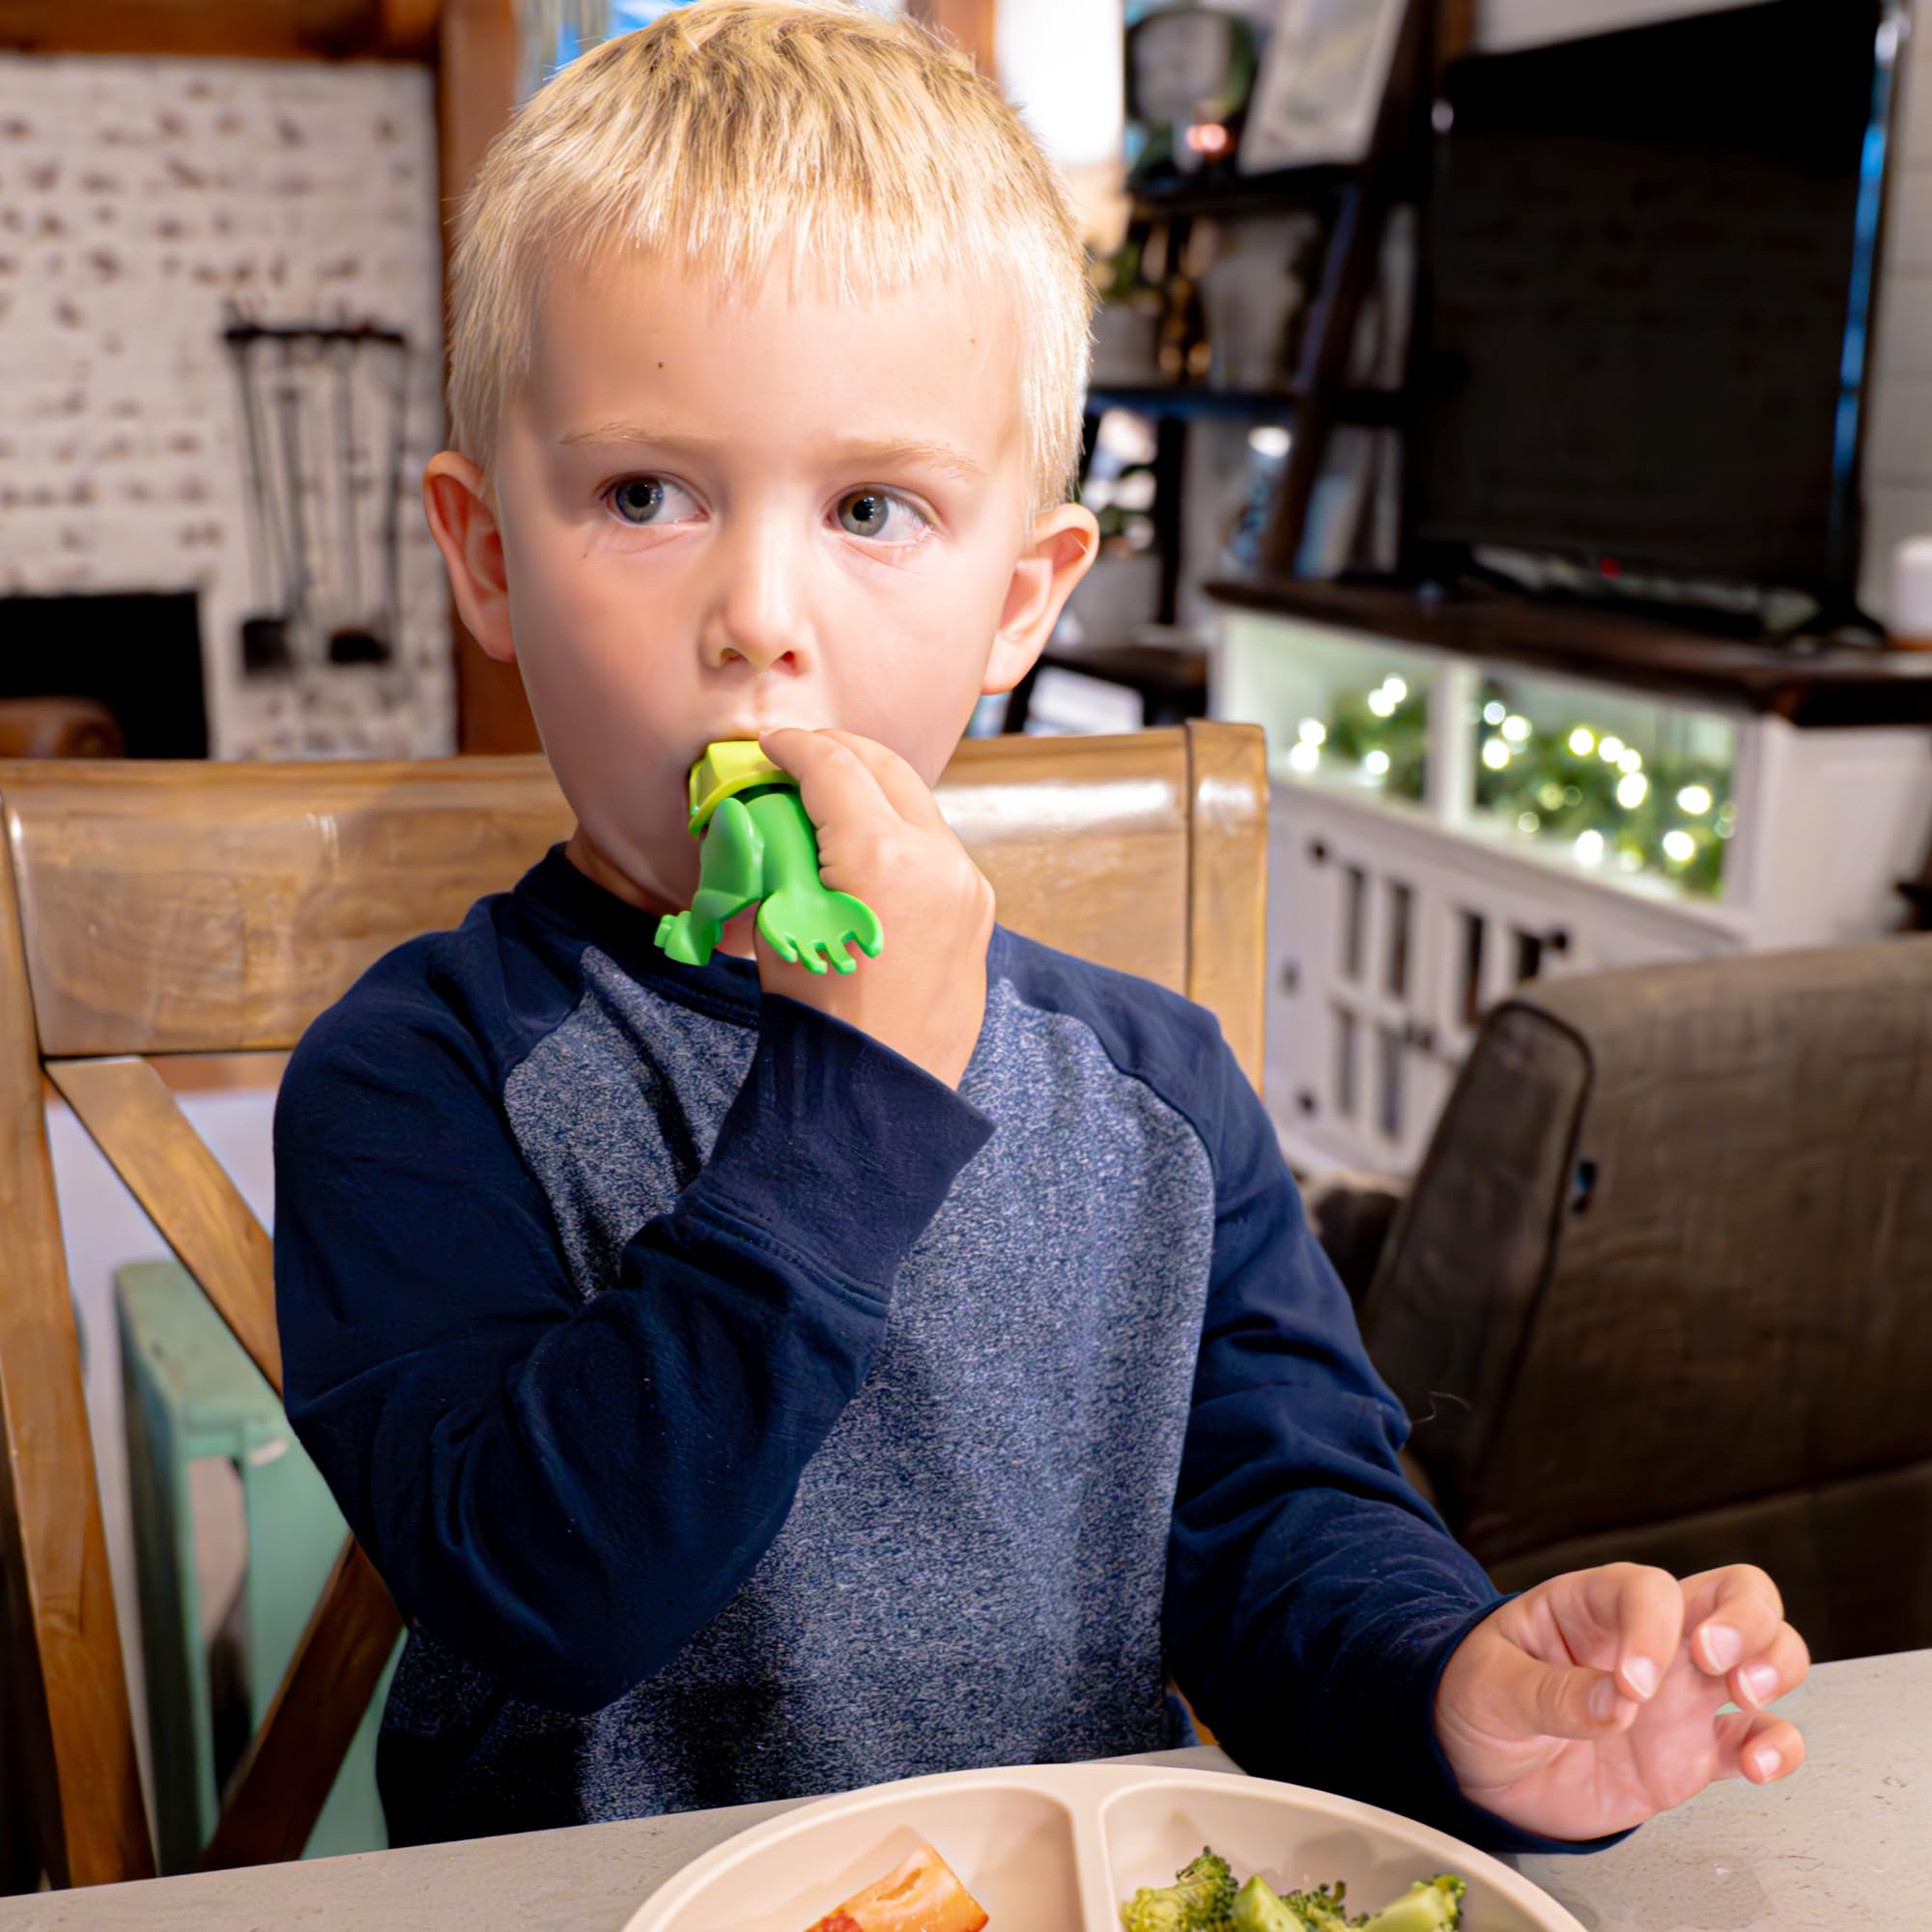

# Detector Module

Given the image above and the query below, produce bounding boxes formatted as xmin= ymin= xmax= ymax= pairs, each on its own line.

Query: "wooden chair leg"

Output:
xmin=0 ymin=843 xmax=152 ymax=1889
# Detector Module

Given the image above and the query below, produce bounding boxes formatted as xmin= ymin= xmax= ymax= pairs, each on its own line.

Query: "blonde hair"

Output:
xmin=447 ymin=0 xmax=1094 ymax=510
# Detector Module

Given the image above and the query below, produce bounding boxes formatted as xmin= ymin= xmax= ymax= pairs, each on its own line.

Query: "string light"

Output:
xmin=1298 ymin=718 xmax=1326 ymax=746
xmin=1288 ymin=741 xmax=1320 ymax=774
xmin=1330 ymin=682 xmax=1735 ymax=894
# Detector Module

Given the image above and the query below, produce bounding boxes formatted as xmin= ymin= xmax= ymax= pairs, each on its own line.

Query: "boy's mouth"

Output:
xmin=692 ymin=721 xmax=821 ymax=761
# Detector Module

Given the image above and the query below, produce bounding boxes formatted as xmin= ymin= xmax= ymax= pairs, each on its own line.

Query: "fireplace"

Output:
xmin=0 ymin=593 xmax=208 ymax=757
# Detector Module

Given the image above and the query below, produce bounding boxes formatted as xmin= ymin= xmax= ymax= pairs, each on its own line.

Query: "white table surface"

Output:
xmin=6 ymin=1650 xmax=1923 ymax=1929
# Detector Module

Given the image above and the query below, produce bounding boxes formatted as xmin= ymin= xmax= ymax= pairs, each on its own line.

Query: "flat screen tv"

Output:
xmin=1408 ymin=0 xmax=1901 ymax=618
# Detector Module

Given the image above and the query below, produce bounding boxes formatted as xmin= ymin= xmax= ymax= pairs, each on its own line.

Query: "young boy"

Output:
xmin=274 ymin=0 xmax=1807 ymax=1854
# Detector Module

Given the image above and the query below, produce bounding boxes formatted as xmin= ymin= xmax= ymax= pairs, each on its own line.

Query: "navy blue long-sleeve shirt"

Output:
xmin=273 ymin=842 xmax=1590 ymax=1851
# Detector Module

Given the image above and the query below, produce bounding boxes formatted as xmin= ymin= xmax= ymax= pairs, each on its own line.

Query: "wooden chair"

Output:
xmin=0 ymin=722 xmax=1266 ymax=1890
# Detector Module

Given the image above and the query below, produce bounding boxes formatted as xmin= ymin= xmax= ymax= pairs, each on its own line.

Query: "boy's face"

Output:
xmin=424 ymin=247 xmax=1099 ymax=913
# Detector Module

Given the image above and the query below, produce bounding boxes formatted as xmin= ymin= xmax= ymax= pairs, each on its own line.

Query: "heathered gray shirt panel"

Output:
xmin=384 ymin=948 xmax=1215 ymax=1823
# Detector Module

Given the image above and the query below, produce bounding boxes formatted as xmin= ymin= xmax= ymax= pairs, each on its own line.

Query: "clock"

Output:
xmin=1124 ymin=4 xmax=1259 ymax=185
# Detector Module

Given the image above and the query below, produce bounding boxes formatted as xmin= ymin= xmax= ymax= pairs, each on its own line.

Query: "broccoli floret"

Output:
xmin=1231 ymin=1873 xmax=1318 ymax=1931
xmin=1279 ymin=1881 xmax=1352 ymax=1931
xmin=1120 ymin=1847 xmax=1237 ymax=1932
xmin=1355 ymin=1875 xmax=1466 ymax=1932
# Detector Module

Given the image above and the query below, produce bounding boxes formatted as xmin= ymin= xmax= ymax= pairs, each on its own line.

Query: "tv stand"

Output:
xmin=1202 ymin=571 xmax=1932 ymax=1178
xmin=1205 ymin=573 xmax=1932 ymax=727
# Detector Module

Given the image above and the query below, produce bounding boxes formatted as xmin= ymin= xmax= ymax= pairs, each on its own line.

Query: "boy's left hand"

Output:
xmin=1434 ymin=1562 xmax=1808 ymax=1842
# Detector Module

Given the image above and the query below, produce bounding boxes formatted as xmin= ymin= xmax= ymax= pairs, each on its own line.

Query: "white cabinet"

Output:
xmin=1218 ymin=611 xmax=1932 ymax=1174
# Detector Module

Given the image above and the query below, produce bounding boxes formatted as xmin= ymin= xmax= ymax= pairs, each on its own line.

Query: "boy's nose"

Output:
xmin=700 ymin=523 xmax=810 ymax=674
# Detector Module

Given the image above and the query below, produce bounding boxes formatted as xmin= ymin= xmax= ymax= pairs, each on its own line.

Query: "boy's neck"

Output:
xmin=563 ymin=825 xmax=757 ymax=960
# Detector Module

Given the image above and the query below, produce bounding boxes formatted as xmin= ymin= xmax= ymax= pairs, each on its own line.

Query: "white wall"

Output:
xmin=0 ymin=56 xmax=455 ymax=757
xmin=1475 ymin=0 xmax=1764 ymax=53
xmin=1865 ymin=20 xmax=1932 ymax=617
xmin=999 ymin=0 xmax=1123 ymax=169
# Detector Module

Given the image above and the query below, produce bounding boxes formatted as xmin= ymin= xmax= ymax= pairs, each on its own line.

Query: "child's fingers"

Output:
xmin=760 ymin=727 xmax=895 ymax=836
xmin=1729 ymin=1621 xmax=1809 ymax=1713
xmin=1712 ymin=1709 xmax=1805 ymax=1785
xmin=1484 ymin=1636 xmax=1640 ymax=1743
xmin=814 ymin=728 xmax=947 ymax=831
xmin=1546 ymin=1563 xmax=1683 ymax=1702
xmin=1682 ymin=1564 xmax=1786 ymax=1679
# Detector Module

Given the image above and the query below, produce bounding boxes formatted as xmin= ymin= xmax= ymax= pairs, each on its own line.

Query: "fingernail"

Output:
xmin=1623 ymin=1656 xmax=1659 ymax=1700
xmin=1589 ymin=1676 xmax=1624 ymax=1723
xmin=1742 ymin=1663 xmax=1779 ymax=1706
xmin=1752 ymin=1745 xmax=1781 ymax=1779
xmin=1702 ymin=1623 xmax=1743 ymax=1672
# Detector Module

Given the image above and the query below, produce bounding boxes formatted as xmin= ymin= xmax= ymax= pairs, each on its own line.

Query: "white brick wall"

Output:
xmin=1865 ymin=16 xmax=1932 ymax=619
xmin=0 ymin=56 xmax=454 ymax=758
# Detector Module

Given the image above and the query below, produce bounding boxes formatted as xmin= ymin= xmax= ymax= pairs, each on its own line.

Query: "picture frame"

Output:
xmin=1238 ymin=0 xmax=1407 ymax=173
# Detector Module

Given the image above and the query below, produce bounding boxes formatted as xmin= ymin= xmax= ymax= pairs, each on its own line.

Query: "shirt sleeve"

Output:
xmin=275 ymin=978 xmax=992 ymax=1716
xmin=1161 ymin=1032 xmax=1631 ymax=1856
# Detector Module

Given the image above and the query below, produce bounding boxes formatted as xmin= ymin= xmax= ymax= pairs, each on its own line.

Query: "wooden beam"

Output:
xmin=380 ymin=0 xmax=440 ymax=58
xmin=1437 ymin=0 xmax=1479 ymax=69
xmin=0 ymin=0 xmax=394 ymax=61
xmin=436 ymin=0 xmax=545 ymax=753
xmin=909 ymin=0 xmax=997 ymax=74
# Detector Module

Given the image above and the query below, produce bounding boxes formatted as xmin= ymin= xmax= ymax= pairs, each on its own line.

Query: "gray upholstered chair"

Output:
xmin=1340 ymin=936 xmax=1932 ymax=1663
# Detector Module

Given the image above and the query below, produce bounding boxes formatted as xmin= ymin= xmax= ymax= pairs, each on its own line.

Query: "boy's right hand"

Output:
xmin=755 ymin=727 xmax=992 ymax=1090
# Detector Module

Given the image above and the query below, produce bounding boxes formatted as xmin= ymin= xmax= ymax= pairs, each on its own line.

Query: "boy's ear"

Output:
xmin=982 ymin=501 xmax=1102 ymax=696
xmin=423 ymin=451 xmax=516 ymax=664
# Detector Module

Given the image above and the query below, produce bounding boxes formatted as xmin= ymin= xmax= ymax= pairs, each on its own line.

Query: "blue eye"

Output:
xmin=837 ymin=489 xmax=927 ymax=543
xmin=609 ymin=476 xmax=694 ymax=526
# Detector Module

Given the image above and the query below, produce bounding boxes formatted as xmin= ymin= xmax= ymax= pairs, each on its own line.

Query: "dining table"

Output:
xmin=3 ymin=1648 xmax=1922 ymax=1930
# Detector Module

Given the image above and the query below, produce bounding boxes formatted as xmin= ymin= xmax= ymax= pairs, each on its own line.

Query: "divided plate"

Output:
xmin=622 ymin=1763 xmax=1588 ymax=1932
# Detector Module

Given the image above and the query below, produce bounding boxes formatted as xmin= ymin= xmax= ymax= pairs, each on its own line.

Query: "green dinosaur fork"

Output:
xmin=653 ymin=739 xmax=885 ymax=974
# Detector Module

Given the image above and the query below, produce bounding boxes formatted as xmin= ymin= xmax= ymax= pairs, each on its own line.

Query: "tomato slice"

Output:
xmin=803 ymin=1843 xmax=990 ymax=1932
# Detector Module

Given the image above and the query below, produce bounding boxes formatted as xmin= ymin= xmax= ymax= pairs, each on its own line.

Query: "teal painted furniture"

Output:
xmin=117 ymin=1260 xmax=400 ymax=1875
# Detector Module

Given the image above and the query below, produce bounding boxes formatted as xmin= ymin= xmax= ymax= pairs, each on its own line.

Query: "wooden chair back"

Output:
xmin=0 ymin=722 xmax=1265 ymax=1889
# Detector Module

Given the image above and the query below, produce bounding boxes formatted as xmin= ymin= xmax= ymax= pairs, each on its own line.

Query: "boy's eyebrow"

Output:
xmin=558 ymin=420 xmax=988 ymax=484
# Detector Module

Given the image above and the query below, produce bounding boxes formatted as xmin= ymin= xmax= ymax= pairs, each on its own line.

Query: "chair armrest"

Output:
xmin=1302 ymin=1168 xmax=1408 ymax=1310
